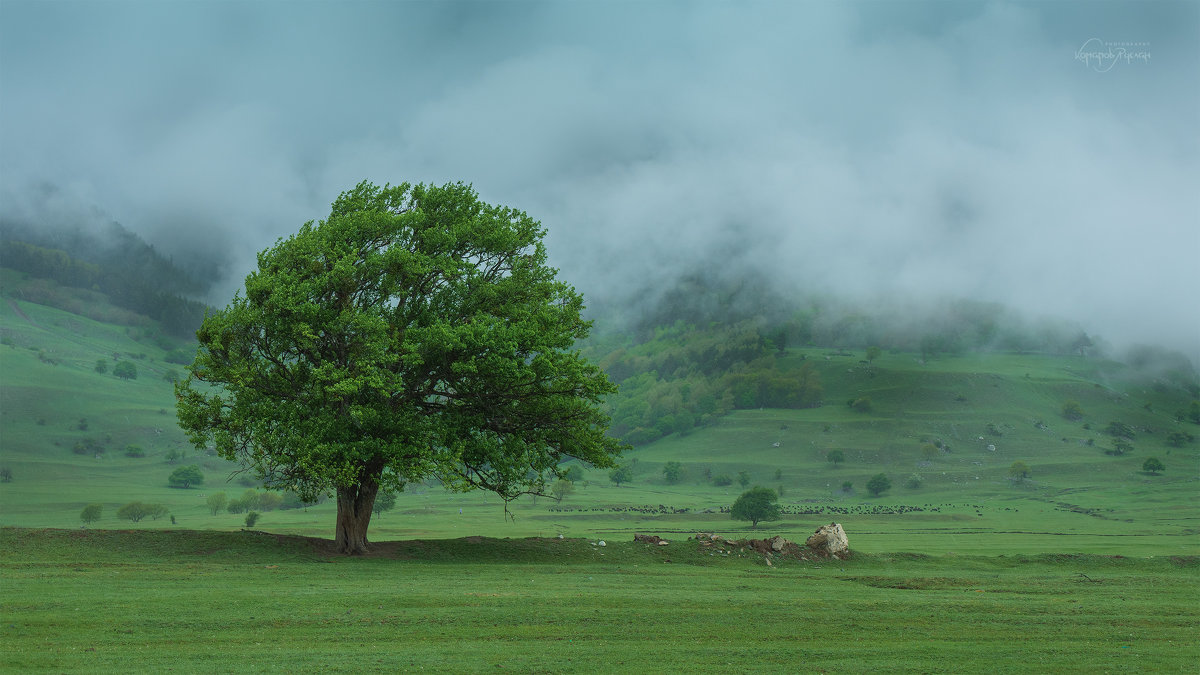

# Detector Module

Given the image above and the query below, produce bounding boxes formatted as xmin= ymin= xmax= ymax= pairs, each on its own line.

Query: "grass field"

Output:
xmin=3 ymin=283 xmax=1199 ymax=671
xmin=3 ymin=528 xmax=1198 ymax=673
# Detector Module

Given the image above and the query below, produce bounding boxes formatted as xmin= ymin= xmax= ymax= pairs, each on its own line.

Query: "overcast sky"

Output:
xmin=1 ymin=1 xmax=1197 ymax=356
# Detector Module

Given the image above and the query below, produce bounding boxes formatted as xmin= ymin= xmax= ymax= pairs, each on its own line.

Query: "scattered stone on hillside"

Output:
xmin=634 ymin=534 xmax=667 ymax=545
xmin=658 ymin=540 xmax=669 ymax=546
xmin=805 ymin=522 xmax=849 ymax=556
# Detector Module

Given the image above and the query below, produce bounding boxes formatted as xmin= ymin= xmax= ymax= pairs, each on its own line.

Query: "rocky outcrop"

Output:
xmin=805 ymin=522 xmax=849 ymax=555
xmin=634 ymin=534 xmax=669 ymax=545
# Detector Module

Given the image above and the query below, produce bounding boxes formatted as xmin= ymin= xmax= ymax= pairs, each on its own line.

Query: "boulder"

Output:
xmin=805 ymin=522 xmax=849 ymax=555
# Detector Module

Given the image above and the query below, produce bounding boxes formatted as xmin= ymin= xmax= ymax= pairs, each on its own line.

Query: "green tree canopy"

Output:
xmin=662 ymin=461 xmax=683 ymax=484
xmin=609 ymin=465 xmax=633 ymax=486
xmin=175 ymin=181 xmax=623 ymax=554
xmin=1142 ymin=457 xmax=1164 ymax=474
xmin=113 ymin=361 xmax=137 ymax=380
xmin=827 ymin=449 xmax=845 ymax=465
xmin=167 ymin=465 xmax=204 ymax=489
xmin=730 ymin=486 xmax=780 ymax=528
xmin=80 ymin=503 xmax=103 ymax=525
xmin=1009 ymin=461 xmax=1031 ymax=481
xmin=866 ymin=473 xmax=891 ymax=497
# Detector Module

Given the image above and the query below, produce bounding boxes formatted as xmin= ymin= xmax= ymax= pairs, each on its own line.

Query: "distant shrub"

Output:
xmin=1142 ymin=457 xmax=1164 ymax=474
xmin=372 ymin=491 xmax=398 ymax=515
xmin=206 ymin=491 xmax=228 ymax=515
xmin=866 ymin=473 xmax=891 ymax=497
xmin=280 ymin=491 xmax=321 ymax=510
xmin=257 ymin=492 xmax=283 ymax=511
xmin=1061 ymin=400 xmax=1084 ymax=421
xmin=1165 ymin=431 xmax=1194 ymax=447
xmin=167 ymin=465 xmax=204 ymax=488
xmin=827 ymin=449 xmax=845 ymax=466
xmin=737 ymin=470 xmax=751 ymax=488
xmin=609 ymin=465 xmax=633 ymax=486
xmin=164 ymin=348 xmax=193 ymax=365
xmin=77 ymin=418 xmax=88 ymax=431
xmin=80 ymin=503 xmax=103 ymax=524
xmin=124 ymin=445 xmax=145 ymax=458
xmin=73 ymin=438 xmax=104 ymax=455
xmin=905 ymin=474 xmax=923 ymax=489
xmin=713 ymin=474 xmax=733 ymax=487
xmin=1105 ymin=421 xmax=1135 ymax=439
xmin=662 ymin=461 xmax=683 ymax=484
xmin=550 ymin=480 xmax=575 ymax=503
xmin=244 ymin=511 xmax=260 ymax=528
xmin=0 ymin=467 xmax=12 ymax=483
xmin=920 ymin=443 xmax=940 ymax=461
xmin=774 ymin=468 xmax=783 ymax=480
xmin=985 ymin=423 xmax=1002 ymax=437
xmin=117 ymin=501 xmax=164 ymax=523
xmin=1105 ymin=441 xmax=1134 ymax=456
xmin=113 ymin=361 xmax=138 ymax=380
xmin=841 ymin=481 xmax=853 ymax=492
xmin=163 ymin=369 xmax=180 ymax=384
xmin=226 ymin=498 xmax=248 ymax=515
xmin=848 ymin=397 xmax=873 ymax=413
xmin=1008 ymin=461 xmax=1031 ymax=481
xmin=94 ymin=359 xmax=108 ymax=374
xmin=563 ymin=465 xmax=584 ymax=482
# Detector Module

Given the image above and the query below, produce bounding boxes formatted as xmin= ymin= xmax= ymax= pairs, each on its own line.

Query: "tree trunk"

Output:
xmin=334 ymin=478 xmax=380 ymax=555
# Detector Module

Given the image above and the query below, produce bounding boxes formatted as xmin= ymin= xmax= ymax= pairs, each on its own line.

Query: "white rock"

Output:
xmin=805 ymin=522 xmax=849 ymax=555
xmin=598 ymin=540 xmax=606 ymax=547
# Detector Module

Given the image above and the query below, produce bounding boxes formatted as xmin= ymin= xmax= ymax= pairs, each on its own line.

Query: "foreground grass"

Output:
xmin=2 ymin=528 xmax=1197 ymax=673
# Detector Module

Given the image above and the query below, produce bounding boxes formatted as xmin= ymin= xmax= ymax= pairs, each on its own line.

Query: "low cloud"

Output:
xmin=1 ymin=1 xmax=1196 ymax=357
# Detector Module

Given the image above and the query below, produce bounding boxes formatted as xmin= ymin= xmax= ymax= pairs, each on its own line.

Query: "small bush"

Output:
xmin=1062 ymin=400 xmax=1084 ymax=421
xmin=662 ymin=461 xmax=683 ymax=484
xmin=904 ymin=473 xmax=923 ymax=489
xmin=124 ymin=445 xmax=145 ymax=458
xmin=866 ymin=473 xmax=891 ymax=497
xmin=713 ymin=474 xmax=733 ymax=487
xmin=848 ymin=397 xmax=873 ymax=413
xmin=244 ymin=511 xmax=260 ymax=528
xmin=94 ymin=359 xmax=108 ymax=374
xmin=117 ymin=501 xmax=165 ymax=523
xmin=0 ymin=467 xmax=13 ymax=483
xmin=827 ymin=449 xmax=845 ymax=466
xmin=1142 ymin=457 xmax=1165 ymax=474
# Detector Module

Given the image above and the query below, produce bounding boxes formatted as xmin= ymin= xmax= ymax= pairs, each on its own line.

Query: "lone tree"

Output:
xmin=662 ymin=461 xmax=683 ymax=484
xmin=1009 ymin=461 xmax=1031 ymax=482
xmin=827 ymin=449 xmax=845 ymax=466
xmin=609 ymin=465 xmax=633 ymax=486
xmin=1142 ymin=457 xmax=1164 ymax=474
xmin=866 ymin=473 xmax=891 ymax=497
xmin=176 ymin=182 xmax=623 ymax=554
xmin=730 ymin=486 xmax=781 ymax=528
xmin=80 ymin=503 xmax=103 ymax=525
xmin=113 ymin=361 xmax=138 ymax=380
xmin=167 ymin=465 xmax=205 ymax=489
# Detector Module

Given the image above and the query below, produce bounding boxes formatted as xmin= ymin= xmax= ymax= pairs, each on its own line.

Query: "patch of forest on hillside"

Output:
xmin=583 ymin=270 xmax=1199 ymax=447
xmin=0 ymin=221 xmax=210 ymax=337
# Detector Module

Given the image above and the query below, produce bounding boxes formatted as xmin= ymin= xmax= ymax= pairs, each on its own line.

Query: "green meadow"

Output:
xmin=3 ymin=281 xmax=1199 ymax=672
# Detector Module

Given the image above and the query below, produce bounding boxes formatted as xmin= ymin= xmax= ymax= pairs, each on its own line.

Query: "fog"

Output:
xmin=1 ymin=1 xmax=1196 ymax=358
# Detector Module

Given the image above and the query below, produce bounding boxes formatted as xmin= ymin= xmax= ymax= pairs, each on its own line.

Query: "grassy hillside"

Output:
xmin=2 ymin=273 xmax=1198 ymax=556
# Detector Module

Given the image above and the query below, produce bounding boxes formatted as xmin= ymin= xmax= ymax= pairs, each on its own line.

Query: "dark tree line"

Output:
xmin=0 ymin=233 xmax=211 ymax=337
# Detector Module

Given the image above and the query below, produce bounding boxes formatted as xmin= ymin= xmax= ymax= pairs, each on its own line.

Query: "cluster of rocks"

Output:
xmin=688 ymin=522 xmax=851 ymax=560
xmin=633 ymin=533 xmax=671 ymax=546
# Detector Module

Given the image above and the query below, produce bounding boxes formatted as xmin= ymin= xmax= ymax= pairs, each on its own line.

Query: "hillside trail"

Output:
xmin=7 ymin=298 xmax=40 ymax=327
